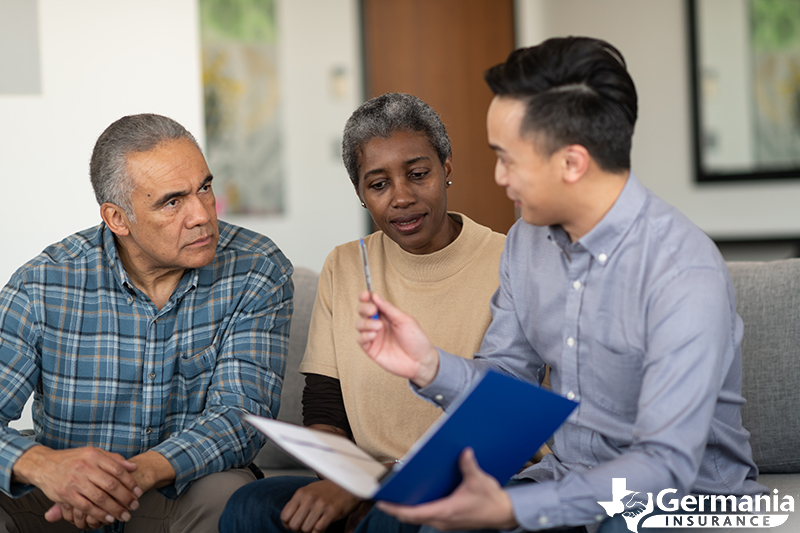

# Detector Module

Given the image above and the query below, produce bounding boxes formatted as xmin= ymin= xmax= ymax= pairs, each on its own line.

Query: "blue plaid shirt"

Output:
xmin=0 ymin=221 xmax=293 ymax=499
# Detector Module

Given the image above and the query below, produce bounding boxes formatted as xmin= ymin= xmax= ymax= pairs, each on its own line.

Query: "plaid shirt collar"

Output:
xmin=100 ymin=223 xmax=199 ymax=310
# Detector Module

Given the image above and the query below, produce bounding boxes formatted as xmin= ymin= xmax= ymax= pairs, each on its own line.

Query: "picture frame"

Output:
xmin=688 ymin=0 xmax=800 ymax=182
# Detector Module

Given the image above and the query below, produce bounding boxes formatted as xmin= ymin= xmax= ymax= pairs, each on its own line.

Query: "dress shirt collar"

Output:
xmin=548 ymin=171 xmax=648 ymax=266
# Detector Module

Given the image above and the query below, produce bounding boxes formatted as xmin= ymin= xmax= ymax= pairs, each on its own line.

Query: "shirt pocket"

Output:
xmin=179 ymin=344 xmax=217 ymax=379
xmin=587 ymin=333 xmax=643 ymax=420
xmin=173 ymin=344 xmax=218 ymax=414
xmin=584 ymin=352 xmax=642 ymax=423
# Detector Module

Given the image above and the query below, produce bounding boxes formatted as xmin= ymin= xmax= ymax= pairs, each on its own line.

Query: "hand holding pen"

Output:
xmin=354 ymin=281 xmax=441 ymax=388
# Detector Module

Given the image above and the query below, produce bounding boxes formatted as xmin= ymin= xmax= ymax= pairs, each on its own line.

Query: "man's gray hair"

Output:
xmin=90 ymin=113 xmax=202 ymax=219
xmin=342 ymin=93 xmax=451 ymax=189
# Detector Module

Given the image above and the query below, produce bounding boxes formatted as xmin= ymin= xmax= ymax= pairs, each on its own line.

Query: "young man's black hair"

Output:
xmin=484 ymin=37 xmax=637 ymax=172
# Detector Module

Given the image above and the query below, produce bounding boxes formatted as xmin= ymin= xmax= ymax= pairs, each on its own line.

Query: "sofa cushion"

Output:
xmin=254 ymin=266 xmax=320 ymax=470
xmin=727 ymin=259 xmax=800 ymax=473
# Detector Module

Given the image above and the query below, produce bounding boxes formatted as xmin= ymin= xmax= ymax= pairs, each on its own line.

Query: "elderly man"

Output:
xmin=0 ymin=114 xmax=293 ymax=532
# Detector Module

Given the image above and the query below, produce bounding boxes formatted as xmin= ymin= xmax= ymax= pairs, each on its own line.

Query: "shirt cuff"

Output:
xmin=412 ymin=349 xmax=471 ymax=409
xmin=506 ymin=479 xmax=563 ymax=531
xmin=150 ymin=438 xmax=202 ymax=497
xmin=0 ymin=437 xmax=42 ymax=497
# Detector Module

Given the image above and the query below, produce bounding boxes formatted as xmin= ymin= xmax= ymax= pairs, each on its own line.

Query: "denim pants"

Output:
xmin=218 ymin=476 xmax=421 ymax=533
xmin=218 ymin=475 xmax=588 ymax=533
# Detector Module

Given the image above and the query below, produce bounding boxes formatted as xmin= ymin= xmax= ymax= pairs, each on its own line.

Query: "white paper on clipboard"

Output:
xmin=245 ymin=415 xmax=387 ymax=499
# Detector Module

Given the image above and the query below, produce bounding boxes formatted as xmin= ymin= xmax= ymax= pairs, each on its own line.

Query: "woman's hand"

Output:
xmin=281 ymin=479 xmax=361 ymax=533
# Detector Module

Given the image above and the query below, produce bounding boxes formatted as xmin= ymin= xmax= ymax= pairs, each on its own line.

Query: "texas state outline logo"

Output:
xmin=598 ymin=478 xmax=793 ymax=532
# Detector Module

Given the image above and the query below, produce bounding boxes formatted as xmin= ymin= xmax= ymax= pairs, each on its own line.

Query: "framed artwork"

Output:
xmin=200 ymin=0 xmax=283 ymax=215
xmin=689 ymin=0 xmax=800 ymax=182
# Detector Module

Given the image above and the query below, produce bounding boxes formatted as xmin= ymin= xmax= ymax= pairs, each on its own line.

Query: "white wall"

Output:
xmin=516 ymin=0 xmax=800 ymax=240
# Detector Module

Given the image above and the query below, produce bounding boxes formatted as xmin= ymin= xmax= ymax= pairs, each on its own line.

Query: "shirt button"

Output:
xmin=434 ymin=394 xmax=444 ymax=402
xmin=596 ymin=514 xmax=606 ymax=522
xmin=567 ymin=391 xmax=576 ymax=401
xmin=127 ymin=298 xmax=133 ymax=304
xmin=572 ymin=280 xmax=582 ymax=290
xmin=148 ymin=372 xmax=156 ymax=380
xmin=539 ymin=516 xmax=549 ymax=525
xmin=145 ymin=427 xmax=153 ymax=435
xmin=567 ymin=337 xmax=575 ymax=347
xmin=153 ymin=319 xmax=158 ymax=325
xmin=598 ymin=253 xmax=608 ymax=263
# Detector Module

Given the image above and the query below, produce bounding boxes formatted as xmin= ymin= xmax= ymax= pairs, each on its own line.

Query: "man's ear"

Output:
xmin=444 ymin=156 xmax=453 ymax=182
xmin=101 ymin=202 xmax=131 ymax=237
xmin=561 ymin=144 xmax=591 ymax=185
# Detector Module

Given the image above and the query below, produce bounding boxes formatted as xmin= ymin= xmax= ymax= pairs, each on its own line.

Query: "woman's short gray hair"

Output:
xmin=90 ymin=113 xmax=201 ymax=219
xmin=342 ymin=93 xmax=451 ymax=189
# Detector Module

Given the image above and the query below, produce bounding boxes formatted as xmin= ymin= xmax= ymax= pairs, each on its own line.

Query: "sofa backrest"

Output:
xmin=727 ymin=259 xmax=800 ymax=473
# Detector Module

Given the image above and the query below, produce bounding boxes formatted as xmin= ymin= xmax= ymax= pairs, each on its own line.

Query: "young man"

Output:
xmin=355 ymin=37 xmax=765 ymax=532
xmin=0 ymin=114 xmax=293 ymax=532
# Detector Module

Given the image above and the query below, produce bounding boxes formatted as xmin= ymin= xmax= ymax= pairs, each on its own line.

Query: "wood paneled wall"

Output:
xmin=362 ymin=0 xmax=517 ymax=234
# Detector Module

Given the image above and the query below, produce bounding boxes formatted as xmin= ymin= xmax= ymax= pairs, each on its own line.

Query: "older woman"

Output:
xmin=220 ymin=93 xmax=506 ymax=533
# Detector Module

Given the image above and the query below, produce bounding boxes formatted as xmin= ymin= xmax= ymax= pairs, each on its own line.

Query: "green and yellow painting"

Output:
xmin=200 ymin=0 xmax=283 ymax=215
xmin=751 ymin=0 xmax=800 ymax=167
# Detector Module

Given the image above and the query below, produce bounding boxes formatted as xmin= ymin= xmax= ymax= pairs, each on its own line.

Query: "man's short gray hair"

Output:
xmin=342 ymin=93 xmax=451 ymax=189
xmin=90 ymin=113 xmax=202 ymax=219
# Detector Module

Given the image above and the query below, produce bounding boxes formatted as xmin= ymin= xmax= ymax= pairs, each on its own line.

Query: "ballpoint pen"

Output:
xmin=359 ymin=238 xmax=380 ymax=319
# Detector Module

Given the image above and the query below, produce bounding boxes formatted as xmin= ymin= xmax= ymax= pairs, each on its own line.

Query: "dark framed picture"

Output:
xmin=688 ymin=0 xmax=800 ymax=182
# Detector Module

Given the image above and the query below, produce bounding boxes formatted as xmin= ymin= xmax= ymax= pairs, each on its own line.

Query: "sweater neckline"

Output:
xmin=381 ymin=213 xmax=492 ymax=283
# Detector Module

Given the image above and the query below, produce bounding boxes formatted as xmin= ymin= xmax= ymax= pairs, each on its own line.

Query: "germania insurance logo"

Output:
xmin=598 ymin=478 xmax=793 ymax=532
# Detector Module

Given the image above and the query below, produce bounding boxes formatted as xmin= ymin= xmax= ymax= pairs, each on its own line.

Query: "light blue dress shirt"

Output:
xmin=419 ymin=173 xmax=765 ymax=530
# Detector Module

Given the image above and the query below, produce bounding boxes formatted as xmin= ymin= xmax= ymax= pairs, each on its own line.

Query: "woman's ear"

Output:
xmin=443 ymin=157 xmax=454 ymax=188
xmin=444 ymin=157 xmax=453 ymax=181
xmin=354 ymin=181 xmax=367 ymax=208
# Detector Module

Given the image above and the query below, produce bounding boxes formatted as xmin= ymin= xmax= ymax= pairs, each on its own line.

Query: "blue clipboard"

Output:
xmin=373 ymin=370 xmax=578 ymax=504
xmin=246 ymin=370 xmax=578 ymax=505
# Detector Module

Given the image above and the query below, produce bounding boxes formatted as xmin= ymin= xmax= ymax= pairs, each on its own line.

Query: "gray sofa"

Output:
xmin=260 ymin=260 xmax=800 ymax=525
xmin=728 ymin=259 xmax=800 ymax=524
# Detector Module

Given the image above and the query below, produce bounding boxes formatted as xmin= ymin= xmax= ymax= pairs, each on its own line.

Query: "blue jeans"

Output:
xmin=219 ymin=475 xmax=587 ymax=533
xmin=218 ymin=475 xmax=419 ymax=533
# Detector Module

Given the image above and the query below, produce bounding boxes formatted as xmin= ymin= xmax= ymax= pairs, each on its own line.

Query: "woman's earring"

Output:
xmin=361 ymin=201 xmax=366 ymax=208
xmin=446 ymin=181 xmax=452 ymax=188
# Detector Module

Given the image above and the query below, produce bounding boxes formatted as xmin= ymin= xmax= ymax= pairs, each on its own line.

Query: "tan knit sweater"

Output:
xmin=299 ymin=213 xmax=506 ymax=462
